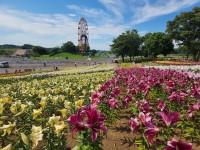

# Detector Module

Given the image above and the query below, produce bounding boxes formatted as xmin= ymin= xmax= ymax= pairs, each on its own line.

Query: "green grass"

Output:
xmin=31 ymin=52 xmax=88 ymax=60
xmin=31 ymin=52 xmax=112 ymax=60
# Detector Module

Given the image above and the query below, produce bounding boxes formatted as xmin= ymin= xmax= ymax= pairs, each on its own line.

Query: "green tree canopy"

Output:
xmin=166 ymin=7 xmax=200 ymax=61
xmin=32 ymin=46 xmax=48 ymax=55
xmin=110 ymin=29 xmax=141 ymax=62
xmin=21 ymin=44 xmax=33 ymax=49
xmin=142 ymin=32 xmax=174 ymax=58
xmin=61 ymin=41 xmax=77 ymax=53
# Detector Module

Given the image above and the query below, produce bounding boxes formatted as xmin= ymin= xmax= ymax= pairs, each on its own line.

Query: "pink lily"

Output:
xmin=157 ymin=99 xmax=165 ymax=111
xmin=138 ymin=112 xmax=152 ymax=125
xmin=156 ymin=109 xmax=180 ymax=127
xmin=164 ymin=140 xmax=192 ymax=150
xmin=67 ymin=105 xmax=107 ymax=142
xmin=108 ymin=98 xmax=119 ymax=109
xmin=144 ymin=121 xmax=160 ymax=144
xmin=130 ymin=118 xmax=140 ymax=133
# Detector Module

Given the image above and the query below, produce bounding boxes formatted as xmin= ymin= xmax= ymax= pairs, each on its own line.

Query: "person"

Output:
xmin=74 ymin=63 xmax=77 ymax=67
xmin=5 ymin=69 xmax=8 ymax=74
xmin=44 ymin=61 xmax=46 ymax=67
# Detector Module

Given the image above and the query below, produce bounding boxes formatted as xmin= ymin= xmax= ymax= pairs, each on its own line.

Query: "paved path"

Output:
xmin=0 ymin=56 xmax=112 ymax=74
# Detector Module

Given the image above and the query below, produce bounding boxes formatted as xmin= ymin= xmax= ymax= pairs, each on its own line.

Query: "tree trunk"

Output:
xmin=129 ymin=55 xmax=132 ymax=62
xmin=121 ymin=56 xmax=125 ymax=62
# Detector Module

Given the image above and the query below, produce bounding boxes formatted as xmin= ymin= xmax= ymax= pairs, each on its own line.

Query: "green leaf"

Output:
xmin=72 ymin=145 xmax=81 ymax=150
xmin=157 ymin=144 xmax=166 ymax=150
xmin=138 ymin=145 xmax=146 ymax=150
xmin=72 ymin=145 xmax=90 ymax=150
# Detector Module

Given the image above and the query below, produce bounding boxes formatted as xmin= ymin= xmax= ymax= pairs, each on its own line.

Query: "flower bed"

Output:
xmin=154 ymin=60 xmax=200 ymax=65
xmin=68 ymin=68 xmax=199 ymax=149
xmin=0 ymin=66 xmax=199 ymax=149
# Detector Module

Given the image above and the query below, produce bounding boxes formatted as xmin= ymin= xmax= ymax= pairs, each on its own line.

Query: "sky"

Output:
xmin=0 ymin=0 xmax=199 ymax=50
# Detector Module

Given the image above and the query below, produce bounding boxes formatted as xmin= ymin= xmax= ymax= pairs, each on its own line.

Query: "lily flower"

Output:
xmin=139 ymin=112 xmax=152 ymax=125
xmin=59 ymin=109 xmax=68 ymax=118
xmin=156 ymin=109 xmax=180 ymax=127
xmin=122 ymin=95 xmax=132 ymax=108
xmin=48 ymin=114 xmax=60 ymax=127
xmin=29 ymin=125 xmax=43 ymax=148
xmin=0 ymin=103 xmax=4 ymax=114
xmin=108 ymin=98 xmax=119 ymax=109
xmin=84 ymin=105 xmax=107 ymax=141
xmin=157 ymin=99 xmax=165 ymax=111
xmin=144 ymin=121 xmax=160 ymax=144
xmin=164 ymin=140 xmax=192 ymax=150
xmin=54 ymin=121 xmax=66 ymax=136
xmin=2 ymin=144 xmax=12 ymax=150
xmin=0 ymin=121 xmax=16 ymax=136
xmin=130 ymin=118 xmax=140 ymax=132
xmin=33 ymin=108 xmax=43 ymax=119
xmin=75 ymin=99 xmax=84 ymax=108
xmin=67 ymin=105 xmax=107 ymax=142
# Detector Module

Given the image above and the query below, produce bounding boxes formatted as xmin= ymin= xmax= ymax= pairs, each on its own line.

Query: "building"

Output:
xmin=15 ymin=49 xmax=30 ymax=57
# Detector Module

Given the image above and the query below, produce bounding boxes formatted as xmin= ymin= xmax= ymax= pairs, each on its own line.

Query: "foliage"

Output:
xmin=32 ymin=46 xmax=48 ymax=55
xmin=142 ymin=32 xmax=174 ymax=59
xmin=49 ymin=47 xmax=61 ymax=56
xmin=21 ymin=44 xmax=33 ymax=49
xmin=61 ymin=41 xmax=77 ymax=53
xmin=0 ymin=44 xmax=20 ymax=49
xmin=110 ymin=29 xmax=141 ymax=62
xmin=166 ymin=7 xmax=200 ymax=61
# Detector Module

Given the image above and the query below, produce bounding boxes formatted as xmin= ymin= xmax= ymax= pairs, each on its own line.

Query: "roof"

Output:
xmin=15 ymin=49 xmax=29 ymax=55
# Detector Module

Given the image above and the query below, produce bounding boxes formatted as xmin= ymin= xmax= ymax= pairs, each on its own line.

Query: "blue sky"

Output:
xmin=0 ymin=0 xmax=199 ymax=50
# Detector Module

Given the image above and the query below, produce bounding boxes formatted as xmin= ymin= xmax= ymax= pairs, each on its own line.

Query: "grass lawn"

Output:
xmin=31 ymin=52 xmax=112 ymax=60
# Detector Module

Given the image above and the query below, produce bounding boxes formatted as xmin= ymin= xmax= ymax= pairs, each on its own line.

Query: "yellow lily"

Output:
xmin=0 ymin=103 xmax=4 ymax=114
xmin=29 ymin=125 xmax=43 ymax=148
xmin=54 ymin=121 xmax=66 ymax=136
xmin=59 ymin=109 xmax=68 ymax=118
xmin=2 ymin=144 xmax=12 ymax=150
xmin=33 ymin=108 xmax=43 ymax=119
xmin=48 ymin=114 xmax=60 ymax=127
xmin=0 ymin=121 xmax=16 ymax=136
xmin=75 ymin=99 xmax=84 ymax=108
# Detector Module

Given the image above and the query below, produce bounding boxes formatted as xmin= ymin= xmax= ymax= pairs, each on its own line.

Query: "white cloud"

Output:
xmin=132 ymin=0 xmax=200 ymax=24
xmin=68 ymin=14 xmax=76 ymax=17
xmin=98 ymin=0 xmax=125 ymax=20
xmin=0 ymin=0 xmax=199 ymax=50
xmin=0 ymin=6 xmax=129 ymax=50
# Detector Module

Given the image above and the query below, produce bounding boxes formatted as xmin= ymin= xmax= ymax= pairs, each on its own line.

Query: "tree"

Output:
xmin=110 ymin=29 xmax=141 ymax=62
xmin=32 ymin=46 xmax=48 ymax=55
xmin=142 ymin=32 xmax=174 ymax=59
xmin=110 ymin=34 xmax=127 ymax=62
xmin=125 ymin=30 xmax=141 ymax=61
xmin=166 ymin=7 xmax=200 ymax=61
xmin=61 ymin=41 xmax=77 ymax=53
xmin=21 ymin=44 xmax=33 ymax=49
xmin=49 ymin=47 xmax=61 ymax=56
